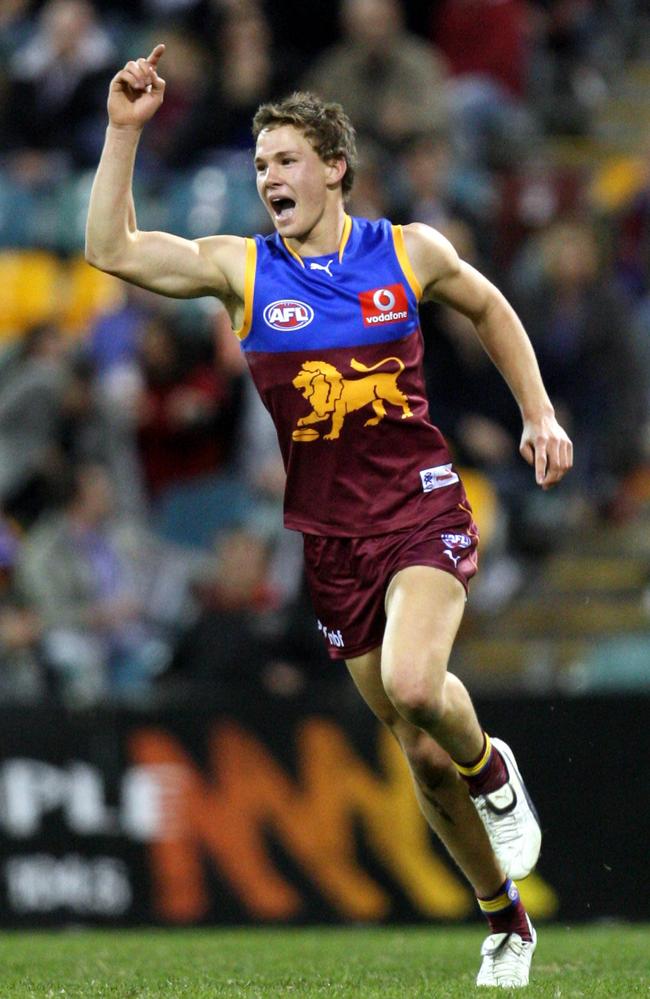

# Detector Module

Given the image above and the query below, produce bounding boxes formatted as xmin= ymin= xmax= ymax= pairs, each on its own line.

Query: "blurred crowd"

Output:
xmin=0 ymin=0 xmax=649 ymax=706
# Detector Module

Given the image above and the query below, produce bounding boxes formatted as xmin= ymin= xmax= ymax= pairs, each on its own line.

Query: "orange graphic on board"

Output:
xmin=292 ymin=356 xmax=413 ymax=441
xmin=128 ymin=720 xmax=474 ymax=923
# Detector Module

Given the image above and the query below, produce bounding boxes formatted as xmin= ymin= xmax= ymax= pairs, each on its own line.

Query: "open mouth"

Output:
xmin=270 ymin=196 xmax=296 ymax=222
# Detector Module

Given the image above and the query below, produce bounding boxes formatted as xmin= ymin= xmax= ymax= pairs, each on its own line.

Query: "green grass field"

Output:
xmin=0 ymin=925 xmax=648 ymax=998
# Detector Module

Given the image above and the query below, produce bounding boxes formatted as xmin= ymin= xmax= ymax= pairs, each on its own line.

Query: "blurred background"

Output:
xmin=0 ymin=0 xmax=649 ymax=930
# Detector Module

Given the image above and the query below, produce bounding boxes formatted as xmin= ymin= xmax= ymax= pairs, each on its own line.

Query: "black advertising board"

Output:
xmin=0 ymin=693 xmax=647 ymax=926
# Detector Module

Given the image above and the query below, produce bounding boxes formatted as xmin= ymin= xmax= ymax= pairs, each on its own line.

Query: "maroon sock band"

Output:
xmin=486 ymin=899 xmax=532 ymax=941
xmin=479 ymin=879 xmax=532 ymax=941
xmin=464 ymin=745 xmax=508 ymax=797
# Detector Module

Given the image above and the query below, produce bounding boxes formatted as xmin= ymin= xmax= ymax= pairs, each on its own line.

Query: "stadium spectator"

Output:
xmin=134 ymin=314 xmax=236 ymax=498
xmin=302 ymin=0 xmax=449 ymax=152
xmin=56 ymin=353 xmax=148 ymax=519
xmin=345 ymin=139 xmax=394 ymax=222
xmin=163 ymin=2 xmax=300 ymax=167
xmin=4 ymin=0 xmax=116 ymax=166
xmin=429 ymin=0 xmax=539 ymax=170
xmin=166 ymin=522 xmax=333 ymax=700
xmin=528 ymin=0 xmax=615 ymax=136
xmin=136 ymin=25 xmax=210 ymax=171
xmin=431 ymin=0 xmax=532 ymax=99
xmin=394 ymin=130 xmax=499 ymax=262
xmin=0 ymin=322 xmax=69 ymax=528
xmin=15 ymin=462 xmax=196 ymax=704
xmin=512 ymin=216 xmax=647 ymax=520
xmin=166 ymin=524 xmax=274 ymax=694
xmin=606 ymin=150 xmax=650 ymax=300
xmin=0 ymin=512 xmax=45 ymax=703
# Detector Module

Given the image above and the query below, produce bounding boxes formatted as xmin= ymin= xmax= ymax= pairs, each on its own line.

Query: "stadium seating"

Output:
xmin=0 ymin=251 xmax=61 ymax=336
xmin=0 ymin=251 xmax=124 ymax=339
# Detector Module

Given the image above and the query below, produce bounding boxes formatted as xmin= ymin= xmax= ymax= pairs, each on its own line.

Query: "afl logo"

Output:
xmin=373 ymin=288 xmax=396 ymax=312
xmin=264 ymin=299 xmax=314 ymax=331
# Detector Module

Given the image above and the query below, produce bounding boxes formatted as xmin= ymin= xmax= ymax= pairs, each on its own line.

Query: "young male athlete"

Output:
xmin=86 ymin=45 xmax=573 ymax=988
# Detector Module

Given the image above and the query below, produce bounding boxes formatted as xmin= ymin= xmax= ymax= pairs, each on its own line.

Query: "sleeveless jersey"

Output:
xmin=237 ymin=215 xmax=467 ymax=536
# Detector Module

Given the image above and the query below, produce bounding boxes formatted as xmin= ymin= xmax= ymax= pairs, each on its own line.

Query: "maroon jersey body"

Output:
xmin=237 ymin=215 xmax=471 ymax=535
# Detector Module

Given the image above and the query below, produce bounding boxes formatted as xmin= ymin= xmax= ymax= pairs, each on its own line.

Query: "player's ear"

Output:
xmin=325 ymin=156 xmax=347 ymax=188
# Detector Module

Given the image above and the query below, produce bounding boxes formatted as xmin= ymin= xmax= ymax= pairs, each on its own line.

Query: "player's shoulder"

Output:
xmin=400 ymin=222 xmax=461 ymax=289
xmin=192 ymin=234 xmax=249 ymax=300
xmin=198 ymin=233 xmax=248 ymax=257
xmin=401 ymin=221 xmax=458 ymax=261
xmin=199 ymin=232 xmax=248 ymax=268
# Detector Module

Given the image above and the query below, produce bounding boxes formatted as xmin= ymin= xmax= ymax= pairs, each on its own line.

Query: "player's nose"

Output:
xmin=264 ymin=163 xmax=283 ymax=188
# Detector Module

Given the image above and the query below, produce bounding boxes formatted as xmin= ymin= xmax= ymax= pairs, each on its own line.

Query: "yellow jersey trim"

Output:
xmin=338 ymin=213 xmax=352 ymax=262
xmin=282 ymin=213 xmax=353 ymax=267
xmin=453 ymin=733 xmax=492 ymax=777
xmin=233 ymin=237 xmax=257 ymax=341
xmin=392 ymin=224 xmax=423 ymax=300
xmin=281 ymin=236 xmax=305 ymax=267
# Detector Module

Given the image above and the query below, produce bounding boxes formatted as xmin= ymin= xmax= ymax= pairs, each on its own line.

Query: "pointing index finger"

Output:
xmin=147 ymin=43 xmax=165 ymax=68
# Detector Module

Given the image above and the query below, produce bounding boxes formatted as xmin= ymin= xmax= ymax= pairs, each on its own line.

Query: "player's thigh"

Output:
xmin=381 ymin=564 xmax=466 ymax=696
xmin=345 ymin=645 xmax=398 ymax=726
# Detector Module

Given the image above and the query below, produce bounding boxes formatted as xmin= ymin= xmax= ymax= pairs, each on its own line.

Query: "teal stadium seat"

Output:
xmin=0 ymin=174 xmax=39 ymax=248
xmin=153 ymin=472 xmax=255 ymax=549
xmin=565 ymin=635 xmax=650 ymax=692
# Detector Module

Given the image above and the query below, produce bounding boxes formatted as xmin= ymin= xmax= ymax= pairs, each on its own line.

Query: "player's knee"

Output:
xmin=383 ymin=670 xmax=445 ymax=729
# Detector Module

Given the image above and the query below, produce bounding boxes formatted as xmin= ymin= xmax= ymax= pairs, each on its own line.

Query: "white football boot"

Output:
xmin=476 ymin=916 xmax=537 ymax=988
xmin=472 ymin=738 xmax=542 ymax=880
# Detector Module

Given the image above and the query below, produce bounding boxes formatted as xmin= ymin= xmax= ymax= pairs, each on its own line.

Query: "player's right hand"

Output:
xmin=107 ymin=44 xmax=166 ymax=129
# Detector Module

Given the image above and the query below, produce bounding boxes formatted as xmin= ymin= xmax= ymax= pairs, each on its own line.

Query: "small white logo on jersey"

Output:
xmin=443 ymin=549 xmax=461 ymax=567
xmin=263 ymin=299 xmax=314 ymax=331
xmin=309 ymin=259 xmax=334 ymax=277
xmin=441 ymin=532 xmax=472 ymax=549
xmin=317 ymin=619 xmax=345 ymax=648
xmin=373 ymin=288 xmax=396 ymax=311
xmin=420 ymin=463 xmax=460 ymax=493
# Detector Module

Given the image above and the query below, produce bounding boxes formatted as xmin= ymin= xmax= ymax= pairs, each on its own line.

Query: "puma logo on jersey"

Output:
xmin=443 ymin=549 xmax=461 ymax=567
xmin=309 ymin=259 xmax=334 ymax=277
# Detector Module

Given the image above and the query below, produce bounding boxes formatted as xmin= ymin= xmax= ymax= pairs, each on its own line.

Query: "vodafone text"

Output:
xmin=359 ymin=283 xmax=409 ymax=327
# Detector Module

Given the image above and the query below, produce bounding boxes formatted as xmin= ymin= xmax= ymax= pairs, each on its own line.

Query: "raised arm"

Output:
xmin=403 ymin=222 xmax=573 ymax=490
xmin=85 ymin=45 xmax=246 ymax=309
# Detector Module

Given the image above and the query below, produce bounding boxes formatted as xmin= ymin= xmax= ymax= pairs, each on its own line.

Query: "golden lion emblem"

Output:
xmin=292 ymin=356 xmax=413 ymax=441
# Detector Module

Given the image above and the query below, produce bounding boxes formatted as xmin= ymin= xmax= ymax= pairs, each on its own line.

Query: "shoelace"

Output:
xmin=475 ymin=797 xmax=522 ymax=844
xmin=482 ymin=934 xmax=530 ymax=982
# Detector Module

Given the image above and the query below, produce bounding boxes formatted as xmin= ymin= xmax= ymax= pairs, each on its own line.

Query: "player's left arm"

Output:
xmin=402 ymin=222 xmax=573 ymax=489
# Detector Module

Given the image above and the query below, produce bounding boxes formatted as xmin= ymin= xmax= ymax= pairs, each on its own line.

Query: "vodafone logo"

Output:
xmin=264 ymin=299 xmax=314 ymax=331
xmin=373 ymin=288 xmax=396 ymax=311
xmin=359 ymin=283 xmax=409 ymax=326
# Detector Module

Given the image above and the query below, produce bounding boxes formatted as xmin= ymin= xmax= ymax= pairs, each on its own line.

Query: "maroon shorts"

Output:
xmin=302 ymin=503 xmax=479 ymax=661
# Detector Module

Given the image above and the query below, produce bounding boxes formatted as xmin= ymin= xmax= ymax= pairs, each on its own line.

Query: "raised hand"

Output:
xmin=107 ymin=44 xmax=166 ymax=129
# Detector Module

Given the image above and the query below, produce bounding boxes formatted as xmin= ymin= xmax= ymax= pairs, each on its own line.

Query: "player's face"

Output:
xmin=254 ymin=125 xmax=335 ymax=239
